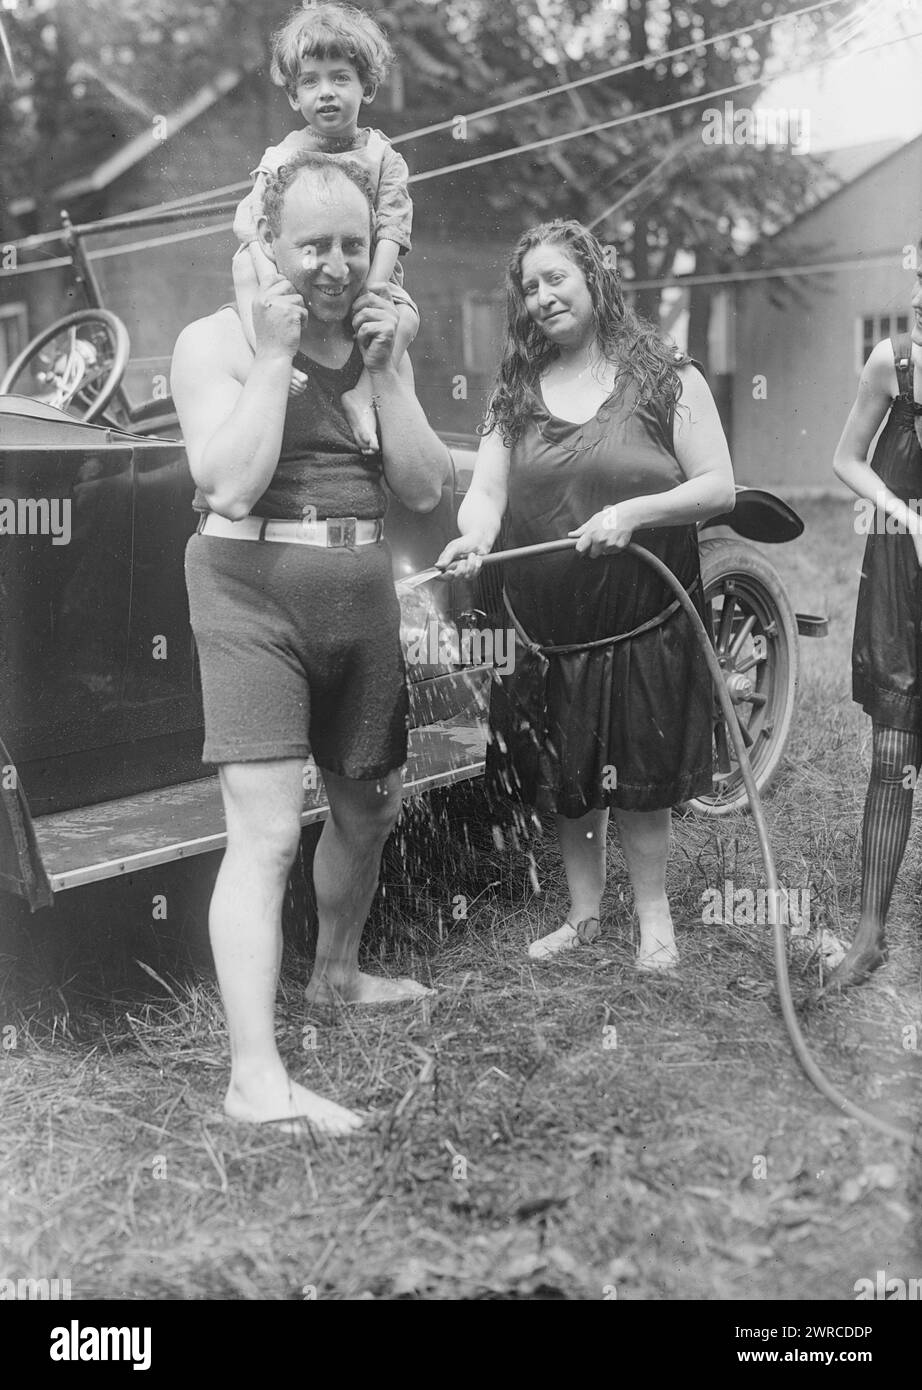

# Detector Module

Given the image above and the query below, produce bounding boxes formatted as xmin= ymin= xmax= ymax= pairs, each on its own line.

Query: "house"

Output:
xmin=6 ymin=60 xmax=916 ymax=477
xmin=0 ymin=66 xmax=522 ymax=435
xmin=720 ymin=134 xmax=922 ymax=494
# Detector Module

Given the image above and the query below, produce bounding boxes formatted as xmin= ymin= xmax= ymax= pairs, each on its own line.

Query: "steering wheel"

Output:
xmin=0 ymin=309 xmax=131 ymax=422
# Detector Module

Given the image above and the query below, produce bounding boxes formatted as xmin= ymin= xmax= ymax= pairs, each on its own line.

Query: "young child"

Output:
xmin=233 ymin=1 xmax=418 ymax=454
xmin=826 ymin=240 xmax=922 ymax=991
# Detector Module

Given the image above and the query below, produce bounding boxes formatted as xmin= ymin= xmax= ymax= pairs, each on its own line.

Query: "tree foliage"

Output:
xmin=425 ymin=0 xmax=856 ymax=331
xmin=1 ymin=0 xmax=867 ymax=350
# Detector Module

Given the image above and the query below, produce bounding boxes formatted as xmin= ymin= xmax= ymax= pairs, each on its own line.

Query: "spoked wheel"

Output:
xmin=688 ymin=539 xmax=799 ymax=816
xmin=0 ymin=309 xmax=130 ymax=421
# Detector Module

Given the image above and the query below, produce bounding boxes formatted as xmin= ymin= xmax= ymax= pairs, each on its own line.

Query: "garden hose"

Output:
xmin=443 ymin=534 xmax=913 ymax=1145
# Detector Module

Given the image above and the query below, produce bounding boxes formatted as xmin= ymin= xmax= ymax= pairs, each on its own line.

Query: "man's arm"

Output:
xmin=351 ymin=284 xmax=449 ymax=512
xmin=171 ymin=268 xmax=306 ymax=520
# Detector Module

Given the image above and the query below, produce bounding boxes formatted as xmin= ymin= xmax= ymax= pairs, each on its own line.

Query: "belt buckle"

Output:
xmin=326 ymin=516 xmax=357 ymax=547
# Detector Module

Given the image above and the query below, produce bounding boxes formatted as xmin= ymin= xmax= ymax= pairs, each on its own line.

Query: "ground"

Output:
xmin=0 ymin=497 xmax=919 ymax=1301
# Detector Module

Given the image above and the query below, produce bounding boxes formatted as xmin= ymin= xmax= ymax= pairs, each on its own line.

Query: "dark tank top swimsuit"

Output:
xmin=192 ymin=323 xmax=386 ymax=521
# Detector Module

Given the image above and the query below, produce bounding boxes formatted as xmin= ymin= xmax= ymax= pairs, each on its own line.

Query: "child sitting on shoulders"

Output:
xmin=233 ymin=1 xmax=418 ymax=454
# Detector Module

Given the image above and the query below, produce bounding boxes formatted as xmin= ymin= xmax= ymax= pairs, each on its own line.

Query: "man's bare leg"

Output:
xmin=212 ymin=759 xmax=362 ymax=1133
xmin=305 ymin=767 xmax=434 ymax=1005
xmin=614 ymin=807 xmax=678 ymax=970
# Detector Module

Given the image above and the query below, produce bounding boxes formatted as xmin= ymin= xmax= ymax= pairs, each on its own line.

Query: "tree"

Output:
xmin=0 ymin=0 xmax=284 ymax=233
xmin=421 ymin=0 xmax=861 ymax=358
xmin=0 ymin=0 xmax=484 ymax=234
xmin=1 ymin=0 xmax=870 ymax=369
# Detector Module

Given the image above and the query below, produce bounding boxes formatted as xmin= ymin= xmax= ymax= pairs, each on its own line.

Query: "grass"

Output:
xmin=0 ymin=496 xmax=920 ymax=1301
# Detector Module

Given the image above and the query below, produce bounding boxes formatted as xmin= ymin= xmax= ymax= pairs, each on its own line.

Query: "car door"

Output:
xmin=0 ymin=405 xmax=135 ymax=815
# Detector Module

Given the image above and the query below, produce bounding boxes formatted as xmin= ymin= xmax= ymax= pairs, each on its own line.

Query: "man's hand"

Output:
xmin=571 ymin=504 xmax=635 ymax=557
xmin=251 ymin=258 xmax=308 ymax=363
xmin=352 ymin=282 xmax=398 ymax=373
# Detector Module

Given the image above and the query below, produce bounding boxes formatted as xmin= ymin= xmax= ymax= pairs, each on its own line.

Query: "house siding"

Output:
xmin=730 ymin=137 xmax=922 ymax=493
xmin=1 ymin=76 xmax=516 ymax=432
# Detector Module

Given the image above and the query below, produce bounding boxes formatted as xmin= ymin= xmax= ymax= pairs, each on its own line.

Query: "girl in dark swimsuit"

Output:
xmin=826 ymin=246 xmax=922 ymax=990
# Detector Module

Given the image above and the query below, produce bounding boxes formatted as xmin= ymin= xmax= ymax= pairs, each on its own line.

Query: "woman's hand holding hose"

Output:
xmin=436 ymin=533 xmax=493 ymax=579
xmin=570 ymin=503 xmax=635 ymax=557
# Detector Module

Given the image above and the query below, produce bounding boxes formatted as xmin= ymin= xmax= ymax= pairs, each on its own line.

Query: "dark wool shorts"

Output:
xmin=184 ymin=532 xmax=409 ymax=777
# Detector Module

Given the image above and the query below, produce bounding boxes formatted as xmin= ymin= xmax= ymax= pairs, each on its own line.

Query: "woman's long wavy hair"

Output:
xmin=484 ymin=220 xmax=685 ymax=444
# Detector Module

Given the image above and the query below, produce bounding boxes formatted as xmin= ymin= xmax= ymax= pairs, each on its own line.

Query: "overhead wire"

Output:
xmin=0 ymin=17 xmax=915 ymax=278
xmin=408 ymin=28 xmax=917 ymax=183
xmin=0 ymin=0 xmax=857 ymax=246
xmin=386 ymin=0 xmax=853 ymax=144
xmin=85 ymin=25 xmax=922 ymax=269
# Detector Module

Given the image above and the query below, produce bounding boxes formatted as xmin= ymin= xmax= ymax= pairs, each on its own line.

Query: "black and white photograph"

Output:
xmin=0 ymin=0 xmax=920 ymax=1334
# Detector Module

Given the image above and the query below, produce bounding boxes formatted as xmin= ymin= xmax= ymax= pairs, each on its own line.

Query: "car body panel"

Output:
xmin=0 ymin=404 xmax=822 ymax=904
xmin=0 ymin=401 xmax=491 ymax=901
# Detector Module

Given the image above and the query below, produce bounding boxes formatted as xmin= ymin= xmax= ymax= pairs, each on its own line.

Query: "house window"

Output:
xmin=858 ymin=312 xmax=910 ymax=369
xmin=0 ymin=302 xmax=28 ymax=377
xmin=461 ymin=292 xmax=504 ymax=374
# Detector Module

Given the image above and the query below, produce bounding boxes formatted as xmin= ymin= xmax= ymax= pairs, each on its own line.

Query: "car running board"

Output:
xmin=31 ymin=715 xmax=486 ymax=894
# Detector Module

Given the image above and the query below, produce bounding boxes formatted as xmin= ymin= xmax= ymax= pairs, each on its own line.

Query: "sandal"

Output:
xmin=528 ymin=916 xmax=601 ymax=961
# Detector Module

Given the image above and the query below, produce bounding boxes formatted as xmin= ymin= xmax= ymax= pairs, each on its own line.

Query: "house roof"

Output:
xmin=819 ymin=137 xmax=903 ymax=185
xmin=16 ymin=62 xmax=912 ymax=246
xmin=10 ymin=68 xmax=246 ymax=217
xmin=53 ymin=68 xmax=244 ymax=201
xmin=770 ymin=132 xmax=922 ymax=239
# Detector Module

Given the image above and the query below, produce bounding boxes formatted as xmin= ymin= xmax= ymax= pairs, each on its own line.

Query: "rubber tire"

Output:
xmin=0 ymin=309 xmax=130 ymax=422
xmin=687 ymin=538 xmax=800 ymax=817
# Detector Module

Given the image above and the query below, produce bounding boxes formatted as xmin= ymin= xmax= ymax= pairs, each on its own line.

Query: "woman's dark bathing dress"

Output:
xmin=852 ymin=337 xmax=922 ymax=729
xmin=488 ymin=367 xmax=715 ymax=818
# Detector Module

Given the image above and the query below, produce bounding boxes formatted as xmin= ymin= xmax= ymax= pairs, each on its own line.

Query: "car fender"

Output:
xmin=699 ymin=486 xmax=804 ymax=544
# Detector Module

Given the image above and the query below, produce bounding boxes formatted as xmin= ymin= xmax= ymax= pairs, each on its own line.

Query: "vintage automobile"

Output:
xmin=0 ymin=214 xmax=826 ymax=911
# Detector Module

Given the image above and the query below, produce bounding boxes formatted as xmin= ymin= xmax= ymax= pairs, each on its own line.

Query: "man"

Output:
xmin=171 ymin=153 xmax=450 ymax=1135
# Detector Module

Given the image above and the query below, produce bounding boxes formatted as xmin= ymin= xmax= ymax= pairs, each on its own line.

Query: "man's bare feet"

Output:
xmin=820 ymin=923 xmax=887 ymax=994
xmin=305 ymin=970 xmax=434 ymax=1007
xmin=341 ymin=384 xmax=379 ymax=454
xmin=636 ymin=907 xmax=678 ymax=972
xmin=224 ymin=1074 xmax=362 ymax=1136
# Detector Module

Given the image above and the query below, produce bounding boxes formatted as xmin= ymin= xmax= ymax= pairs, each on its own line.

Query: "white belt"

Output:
xmin=198 ymin=512 xmax=383 ymax=547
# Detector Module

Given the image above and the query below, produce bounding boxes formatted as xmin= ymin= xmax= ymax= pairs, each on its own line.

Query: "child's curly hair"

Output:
xmin=270 ymin=2 xmax=395 ymax=98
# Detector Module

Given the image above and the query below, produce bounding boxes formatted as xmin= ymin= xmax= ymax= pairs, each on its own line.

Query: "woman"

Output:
xmin=824 ymin=247 xmax=922 ymax=991
xmin=438 ymin=220 xmax=735 ymax=969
